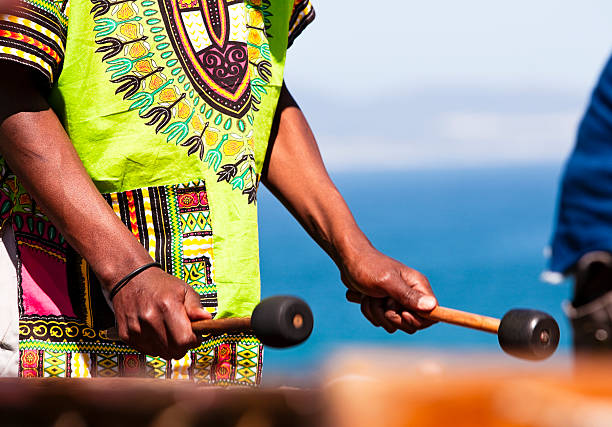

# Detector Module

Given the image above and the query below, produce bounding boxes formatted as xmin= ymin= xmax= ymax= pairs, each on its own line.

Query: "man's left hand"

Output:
xmin=340 ymin=247 xmax=438 ymax=334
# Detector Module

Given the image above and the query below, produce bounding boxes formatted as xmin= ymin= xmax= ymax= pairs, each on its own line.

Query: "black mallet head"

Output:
xmin=497 ymin=309 xmax=560 ymax=360
xmin=251 ymin=296 xmax=314 ymax=348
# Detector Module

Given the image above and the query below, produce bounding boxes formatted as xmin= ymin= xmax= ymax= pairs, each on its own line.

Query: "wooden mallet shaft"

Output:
xmin=423 ymin=306 xmax=500 ymax=334
xmin=191 ymin=313 xmax=306 ymax=334
xmin=190 ymin=317 xmax=252 ymax=334
xmin=102 ymin=317 xmax=253 ymax=341
xmin=345 ymin=291 xmax=500 ymax=334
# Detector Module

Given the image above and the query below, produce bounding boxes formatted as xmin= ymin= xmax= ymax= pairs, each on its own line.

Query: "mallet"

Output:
xmin=104 ymin=295 xmax=314 ymax=348
xmin=424 ymin=306 xmax=560 ymax=360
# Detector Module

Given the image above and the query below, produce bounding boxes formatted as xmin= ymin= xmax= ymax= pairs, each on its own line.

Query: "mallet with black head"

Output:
xmin=424 ymin=305 xmax=560 ymax=360
xmin=346 ymin=291 xmax=560 ymax=360
xmin=104 ymin=295 xmax=314 ymax=348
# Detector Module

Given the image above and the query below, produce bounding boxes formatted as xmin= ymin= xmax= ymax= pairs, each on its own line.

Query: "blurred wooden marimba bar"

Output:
xmin=325 ymin=351 xmax=612 ymax=427
xmin=0 ymin=377 xmax=322 ymax=427
xmin=4 ymin=352 xmax=612 ymax=427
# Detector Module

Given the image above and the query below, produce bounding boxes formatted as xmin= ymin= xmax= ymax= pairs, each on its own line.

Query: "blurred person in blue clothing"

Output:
xmin=548 ymin=52 xmax=612 ymax=352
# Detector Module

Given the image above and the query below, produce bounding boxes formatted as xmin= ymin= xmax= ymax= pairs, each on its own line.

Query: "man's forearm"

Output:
xmin=263 ymin=83 xmax=437 ymax=335
xmin=0 ymin=108 xmax=153 ymax=290
xmin=262 ymin=83 xmax=372 ymax=266
xmin=0 ymin=107 xmax=210 ymax=358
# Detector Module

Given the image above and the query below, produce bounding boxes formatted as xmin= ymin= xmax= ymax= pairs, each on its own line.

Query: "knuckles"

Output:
xmin=368 ymin=270 xmax=394 ymax=291
xmin=112 ymin=276 xmax=202 ymax=358
xmin=139 ymin=309 xmax=157 ymax=325
xmin=157 ymin=298 xmax=175 ymax=314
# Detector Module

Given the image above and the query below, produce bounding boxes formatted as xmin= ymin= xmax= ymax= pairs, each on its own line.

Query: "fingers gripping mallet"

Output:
xmin=424 ymin=306 xmax=560 ymax=360
xmin=105 ymin=296 xmax=314 ymax=348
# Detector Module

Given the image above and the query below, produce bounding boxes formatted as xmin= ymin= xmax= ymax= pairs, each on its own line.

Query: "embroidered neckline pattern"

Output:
xmin=90 ymin=0 xmax=273 ymax=203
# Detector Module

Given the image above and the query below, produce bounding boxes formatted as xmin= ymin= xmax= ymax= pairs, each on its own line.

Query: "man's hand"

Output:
xmin=111 ymin=268 xmax=211 ymax=360
xmin=340 ymin=248 xmax=437 ymax=334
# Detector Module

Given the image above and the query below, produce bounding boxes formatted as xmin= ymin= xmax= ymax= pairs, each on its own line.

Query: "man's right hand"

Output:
xmin=0 ymin=67 xmax=212 ymax=360
xmin=111 ymin=267 xmax=212 ymax=360
xmin=0 ymin=99 xmax=211 ymax=359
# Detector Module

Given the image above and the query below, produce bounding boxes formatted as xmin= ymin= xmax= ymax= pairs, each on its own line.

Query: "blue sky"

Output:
xmin=283 ymin=1 xmax=612 ymax=170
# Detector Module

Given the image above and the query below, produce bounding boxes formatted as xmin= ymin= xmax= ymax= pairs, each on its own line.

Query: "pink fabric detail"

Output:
xmin=178 ymin=192 xmax=198 ymax=208
xmin=19 ymin=244 xmax=74 ymax=316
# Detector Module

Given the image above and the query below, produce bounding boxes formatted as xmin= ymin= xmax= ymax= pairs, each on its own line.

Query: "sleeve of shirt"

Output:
xmin=0 ymin=0 xmax=69 ymax=85
xmin=287 ymin=0 xmax=315 ymax=48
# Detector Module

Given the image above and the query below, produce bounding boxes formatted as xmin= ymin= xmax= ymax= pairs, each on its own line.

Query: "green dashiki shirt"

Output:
xmin=0 ymin=0 xmax=314 ymax=384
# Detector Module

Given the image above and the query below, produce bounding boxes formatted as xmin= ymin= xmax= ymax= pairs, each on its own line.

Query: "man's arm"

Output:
xmin=262 ymin=83 xmax=438 ymax=334
xmin=0 ymin=65 xmax=210 ymax=359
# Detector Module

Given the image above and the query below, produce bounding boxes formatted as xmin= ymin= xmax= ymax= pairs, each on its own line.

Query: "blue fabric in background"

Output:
xmin=551 ymin=53 xmax=612 ymax=274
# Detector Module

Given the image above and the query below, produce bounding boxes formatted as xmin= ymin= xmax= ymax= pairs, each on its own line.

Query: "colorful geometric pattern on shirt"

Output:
xmin=0 ymin=0 xmax=69 ymax=83
xmin=192 ymin=336 xmax=262 ymax=385
xmin=287 ymin=0 xmax=314 ymax=48
xmin=146 ymin=355 xmax=168 ymax=379
xmin=102 ymin=184 xmax=183 ymax=279
xmin=158 ymin=0 xmax=252 ymax=117
xmin=94 ymin=353 xmax=120 ymax=377
xmin=13 ymin=211 xmax=65 ymax=258
xmin=18 ymin=337 xmax=264 ymax=383
xmin=20 ymin=319 xmax=108 ymax=343
xmin=8 ymin=174 xmax=263 ymax=383
xmin=20 ymin=338 xmax=139 ymax=354
xmin=102 ymin=180 xmax=217 ymax=315
xmin=18 ymin=334 xmax=262 ymax=384
xmin=42 ymin=350 xmax=68 ymax=377
xmin=176 ymin=181 xmax=216 ymax=310
xmin=20 ymin=349 xmax=41 ymax=378
xmin=90 ymin=0 xmax=267 ymax=202
xmin=235 ymin=342 xmax=260 ymax=384
xmin=19 ymin=335 xmax=261 ymax=383
xmin=192 ymin=345 xmax=214 ymax=382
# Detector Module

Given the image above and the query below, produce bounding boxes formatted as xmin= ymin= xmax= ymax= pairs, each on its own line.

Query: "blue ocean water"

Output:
xmin=258 ymin=164 xmax=572 ymax=375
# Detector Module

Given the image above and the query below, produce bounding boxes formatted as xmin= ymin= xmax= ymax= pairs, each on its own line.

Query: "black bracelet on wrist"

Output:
xmin=109 ymin=262 xmax=162 ymax=302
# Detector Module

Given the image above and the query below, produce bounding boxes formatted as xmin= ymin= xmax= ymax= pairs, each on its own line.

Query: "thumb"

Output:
xmin=184 ymin=289 xmax=212 ymax=321
xmin=387 ymin=283 xmax=437 ymax=312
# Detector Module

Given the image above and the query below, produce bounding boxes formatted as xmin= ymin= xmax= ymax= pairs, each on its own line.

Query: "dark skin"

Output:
xmin=0 ymin=73 xmax=437 ymax=358
xmin=262 ymin=83 xmax=437 ymax=334
xmin=0 ymin=0 xmax=18 ymax=13
xmin=0 ymin=67 xmax=210 ymax=360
